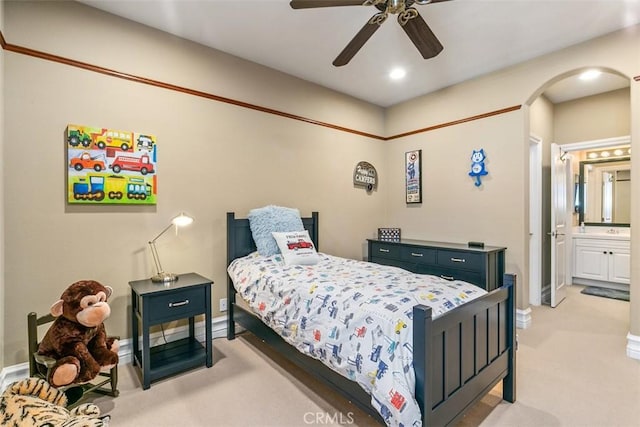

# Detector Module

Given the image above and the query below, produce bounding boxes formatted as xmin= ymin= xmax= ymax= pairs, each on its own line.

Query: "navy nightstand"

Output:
xmin=129 ymin=272 xmax=213 ymax=389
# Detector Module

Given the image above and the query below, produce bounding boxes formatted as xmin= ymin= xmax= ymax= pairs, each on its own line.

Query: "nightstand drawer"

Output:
xmin=148 ymin=287 xmax=206 ymax=323
xmin=401 ymin=247 xmax=436 ymax=264
xmin=370 ymin=242 xmax=402 ymax=260
xmin=437 ymin=250 xmax=483 ymax=271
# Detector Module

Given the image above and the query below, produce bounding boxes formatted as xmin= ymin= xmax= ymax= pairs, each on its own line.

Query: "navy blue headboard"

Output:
xmin=226 ymin=211 xmax=319 ymax=267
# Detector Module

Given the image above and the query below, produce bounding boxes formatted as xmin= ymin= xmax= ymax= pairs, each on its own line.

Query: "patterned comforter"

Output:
xmin=228 ymin=252 xmax=487 ymax=427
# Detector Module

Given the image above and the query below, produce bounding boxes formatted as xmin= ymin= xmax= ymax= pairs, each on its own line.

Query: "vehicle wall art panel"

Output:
xmin=67 ymin=124 xmax=157 ymax=205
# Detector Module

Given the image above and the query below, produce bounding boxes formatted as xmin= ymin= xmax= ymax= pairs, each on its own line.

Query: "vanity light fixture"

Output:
xmin=585 ymin=146 xmax=630 ymax=160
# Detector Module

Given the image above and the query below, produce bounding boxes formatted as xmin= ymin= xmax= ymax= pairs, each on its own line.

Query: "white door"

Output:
xmin=550 ymin=144 xmax=568 ymax=307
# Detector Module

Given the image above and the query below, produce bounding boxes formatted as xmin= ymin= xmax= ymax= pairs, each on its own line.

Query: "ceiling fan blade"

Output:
xmin=398 ymin=8 xmax=443 ymax=59
xmin=333 ymin=13 xmax=386 ymax=67
xmin=290 ymin=0 xmax=365 ymax=9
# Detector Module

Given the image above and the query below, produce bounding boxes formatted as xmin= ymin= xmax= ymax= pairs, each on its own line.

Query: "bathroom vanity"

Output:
xmin=573 ymin=231 xmax=630 ymax=290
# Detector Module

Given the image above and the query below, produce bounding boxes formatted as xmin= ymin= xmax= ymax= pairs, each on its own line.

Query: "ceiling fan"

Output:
xmin=289 ymin=0 xmax=451 ymax=66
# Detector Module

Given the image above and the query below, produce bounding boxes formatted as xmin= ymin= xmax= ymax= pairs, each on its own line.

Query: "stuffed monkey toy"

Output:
xmin=38 ymin=280 xmax=119 ymax=387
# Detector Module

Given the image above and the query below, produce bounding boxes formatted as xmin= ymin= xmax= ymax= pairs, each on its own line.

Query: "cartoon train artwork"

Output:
xmin=67 ymin=124 xmax=157 ymax=205
xmin=72 ymin=175 xmax=152 ymax=202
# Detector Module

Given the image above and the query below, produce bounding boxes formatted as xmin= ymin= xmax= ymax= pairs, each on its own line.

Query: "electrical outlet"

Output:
xmin=219 ymin=298 xmax=228 ymax=312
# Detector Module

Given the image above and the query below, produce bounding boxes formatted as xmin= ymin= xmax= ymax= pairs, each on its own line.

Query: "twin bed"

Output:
xmin=226 ymin=211 xmax=516 ymax=426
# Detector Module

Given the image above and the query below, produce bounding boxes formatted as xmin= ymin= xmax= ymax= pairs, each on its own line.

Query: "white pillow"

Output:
xmin=272 ymin=230 xmax=319 ymax=266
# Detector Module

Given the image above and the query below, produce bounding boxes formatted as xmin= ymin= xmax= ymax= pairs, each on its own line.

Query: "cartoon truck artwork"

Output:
xmin=110 ymin=154 xmax=155 ymax=175
xmin=376 ymin=360 xmax=389 ymax=379
xmin=287 ymin=240 xmax=314 ymax=250
xmin=388 ymin=389 xmax=407 ymax=412
xmin=91 ymin=129 xmax=133 ymax=151
xmin=325 ymin=343 xmax=342 ymax=364
xmin=347 ymin=353 xmax=364 ymax=373
xmin=136 ymin=134 xmax=155 ymax=151
xmin=68 ymin=129 xmax=92 ymax=147
xmin=69 ymin=152 xmax=105 ymax=172
xmin=394 ymin=320 xmax=407 ymax=334
xmin=370 ymin=344 xmax=382 ymax=362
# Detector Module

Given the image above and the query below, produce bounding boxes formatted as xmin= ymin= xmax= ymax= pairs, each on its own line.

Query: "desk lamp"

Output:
xmin=149 ymin=212 xmax=194 ymax=283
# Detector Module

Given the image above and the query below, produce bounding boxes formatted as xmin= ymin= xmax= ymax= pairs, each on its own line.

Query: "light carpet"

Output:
xmin=92 ymin=285 xmax=639 ymax=426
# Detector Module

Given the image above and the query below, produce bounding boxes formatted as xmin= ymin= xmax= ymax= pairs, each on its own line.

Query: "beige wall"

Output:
xmin=2 ymin=1 xmax=387 ymax=366
xmin=385 ymin=27 xmax=639 ymax=316
xmin=554 ymin=88 xmax=630 ymax=144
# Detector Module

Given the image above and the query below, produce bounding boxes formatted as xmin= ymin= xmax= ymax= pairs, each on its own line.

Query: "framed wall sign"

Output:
xmin=405 ymin=149 xmax=422 ymax=204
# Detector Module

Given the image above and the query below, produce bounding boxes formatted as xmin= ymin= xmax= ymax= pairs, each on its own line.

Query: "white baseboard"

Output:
xmin=516 ymin=307 xmax=532 ymax=329
xmin=626 ymin=332 xmax=640 ymax=360
xmin=0 ymin=315 xmax=228 ymax=391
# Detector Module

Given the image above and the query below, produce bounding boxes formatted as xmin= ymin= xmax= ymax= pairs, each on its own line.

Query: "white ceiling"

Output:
xmin=79 ymin=0 xmax=640 ymax=107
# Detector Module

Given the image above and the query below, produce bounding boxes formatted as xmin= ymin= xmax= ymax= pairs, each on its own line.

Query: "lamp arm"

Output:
xmin=148 ymin=241 xmax=164 ymax=275
xmin=149 ymin=223 xmax=175 ymax=275
xmin=150 ymin=223 xmax=175 ymax=243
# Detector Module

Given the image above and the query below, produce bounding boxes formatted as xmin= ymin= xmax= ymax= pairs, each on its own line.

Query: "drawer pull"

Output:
xmin=450 ymin=257 xmax=466 ymax=263
xmin=411 ymin=252 xmax=423 ymax=257
xmin=379 ymin=248 xmax=390 ymax=253
xmin=169 ymin=299 xmax=190 ymax=308
xmin=440 ymin=275 xmax=454 ymax=281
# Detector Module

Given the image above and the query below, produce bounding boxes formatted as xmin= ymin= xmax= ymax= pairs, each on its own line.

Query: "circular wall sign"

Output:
xmin=353 ymin=161 xmax=377 ymax=192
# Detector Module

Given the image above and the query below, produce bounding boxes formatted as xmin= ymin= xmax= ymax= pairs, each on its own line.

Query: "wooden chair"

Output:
xmin=27 ymin=311 xmax=119 ymax=406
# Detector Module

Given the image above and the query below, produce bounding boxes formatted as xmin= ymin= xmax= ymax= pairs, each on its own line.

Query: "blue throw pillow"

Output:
xmin=248 ymin=205 xmax=305 ymax=256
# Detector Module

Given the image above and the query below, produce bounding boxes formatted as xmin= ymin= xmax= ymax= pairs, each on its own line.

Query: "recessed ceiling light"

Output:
xmin=600 ymin=151 xmax=610 ymax=158
xmin=614 ymin=149 xmax=624 ymax=156
xmin=588 ymin=152 xmax=599 ymax=159
xmin=579 ymin=69 xmax=601 ymax=81
xmin=389 ymin=68 xmax=406 ymax=80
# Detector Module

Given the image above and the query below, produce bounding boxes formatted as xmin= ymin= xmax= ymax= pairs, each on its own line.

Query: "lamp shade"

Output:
xmin=171 ymin=212 xmax=194 ymax=227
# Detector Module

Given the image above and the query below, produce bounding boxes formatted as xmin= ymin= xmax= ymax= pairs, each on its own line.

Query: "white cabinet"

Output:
xmin=573 ymin=237 xmax=630 ymax=285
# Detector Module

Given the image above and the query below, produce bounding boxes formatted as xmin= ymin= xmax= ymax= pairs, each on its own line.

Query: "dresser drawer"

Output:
xmin=401 ymin=246 xmax=436 ymax=264
xmin=370 ymin=242 xmax=402 ymax=260
xmin=427 ymin=266 xmax=484 ymax=289
xmin=148 ymin=287 xmax=206 ymax=323
xmin=436 ymin=250 xmax=483 ymax=271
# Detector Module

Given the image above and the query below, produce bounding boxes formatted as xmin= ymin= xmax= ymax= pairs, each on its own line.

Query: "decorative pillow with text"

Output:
xmin=272 ymin=230 xmax=319 ymax=266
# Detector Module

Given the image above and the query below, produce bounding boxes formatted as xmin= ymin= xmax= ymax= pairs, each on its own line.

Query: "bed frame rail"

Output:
xmin=413 ymin=273 xmax=516 ymax=426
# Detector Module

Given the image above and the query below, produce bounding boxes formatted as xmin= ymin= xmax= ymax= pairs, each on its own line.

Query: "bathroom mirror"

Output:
xmin=578 ymin=157 xmax=630 ymax=227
